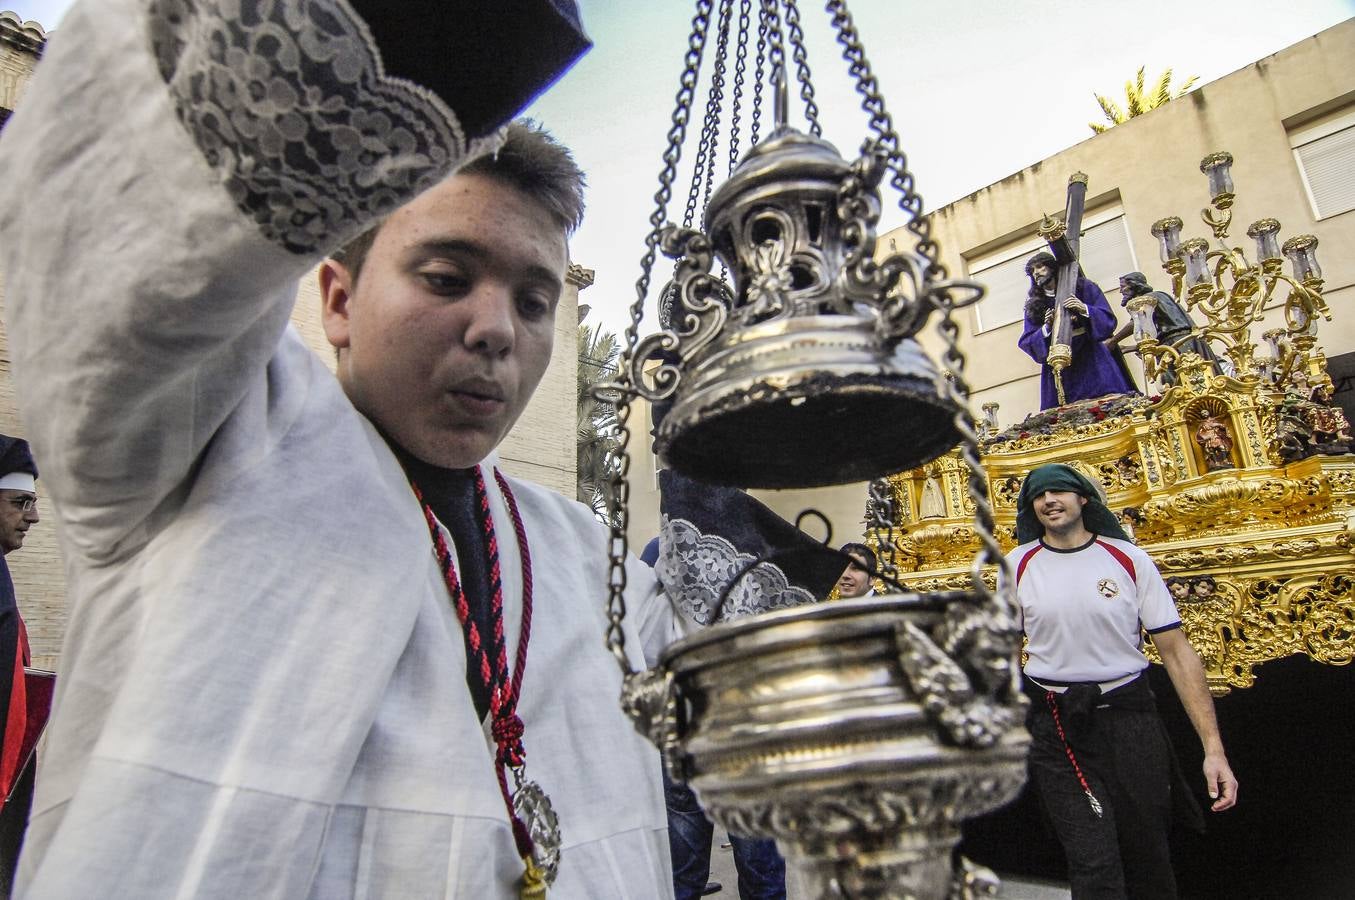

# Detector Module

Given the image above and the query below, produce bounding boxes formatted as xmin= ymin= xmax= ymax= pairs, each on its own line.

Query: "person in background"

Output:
xmin=1008 ymin=463 xmax=1237 ymax=898
xmin=835 ymin=543 xmax=877 ymax=599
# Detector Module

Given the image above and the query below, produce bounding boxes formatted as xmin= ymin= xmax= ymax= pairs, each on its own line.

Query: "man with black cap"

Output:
xmin=1018 ymin=253 xmax=1136 ymax=410
xmin=0 ymin=434 xmax=39 ymax=893
xmin=0 ymin=435 xmax=37 ymax=804
xmin=835 ymin=543 xmax=877 ymax=599
xmin=1008 ymin=463 xmax=1237 ymax=899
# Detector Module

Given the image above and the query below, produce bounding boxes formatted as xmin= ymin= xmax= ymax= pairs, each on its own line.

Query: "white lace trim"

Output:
xmin=656 ymin=514 xmax=817 ymax=626
xmin=147 ymin=0 xmax=502 ymax=254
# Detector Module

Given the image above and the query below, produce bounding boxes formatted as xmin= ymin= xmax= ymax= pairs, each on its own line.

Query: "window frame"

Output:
xmin=1290 ymin=106 xmax=1355 ymax=222
xmin=966 ymin=207 xmax=1139 ymax=334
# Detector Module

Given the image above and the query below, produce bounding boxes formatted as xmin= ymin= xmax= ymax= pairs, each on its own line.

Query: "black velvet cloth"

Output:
xmin=346 ymin=0 xmax=591 ymax=139
xmin=659 ymin=469 xmax=850 ymax=602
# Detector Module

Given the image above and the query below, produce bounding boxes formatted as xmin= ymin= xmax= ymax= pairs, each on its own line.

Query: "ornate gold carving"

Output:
xmin=1139 ymin=475 xmax=1333 ymax=535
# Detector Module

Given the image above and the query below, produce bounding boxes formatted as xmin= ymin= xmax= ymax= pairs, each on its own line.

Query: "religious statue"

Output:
xmin=920 ymin=474 xmax=947 ymax=518
xmin=1018 ymin=252 xmax=1137 ymax=410
xmin=1195 ymin=415 xmax=1235 ymax=471
xmin=1305 ymin=385 xmax=1353 ymax=453
xmin=1192 ymin=575 xmax=1218 ymax=601
xmin=1110 ymin=271 xmax=1220 ymax=385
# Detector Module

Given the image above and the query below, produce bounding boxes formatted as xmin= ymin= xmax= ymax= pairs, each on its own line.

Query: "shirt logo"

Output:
xmin=1097 ymin=578 xmax=1120 ymax=599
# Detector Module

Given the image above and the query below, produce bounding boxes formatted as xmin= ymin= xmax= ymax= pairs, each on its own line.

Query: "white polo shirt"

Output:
xmin=1008 ymin=534 xmax=1182 ymax=684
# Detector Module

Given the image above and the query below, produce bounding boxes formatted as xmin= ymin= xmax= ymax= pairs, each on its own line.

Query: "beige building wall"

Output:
xmin=0 ymin=12 xmax=584 ymax=666
xmin=900 ymin=18 xmax=1355 ymax=433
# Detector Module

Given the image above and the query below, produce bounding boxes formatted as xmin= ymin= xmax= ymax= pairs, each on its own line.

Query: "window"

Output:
xmin=0 ymin=108 xmax=10 ymax=131
xmin=1291 ymin=107 xmax=1355 ymax=220
xmin=966 ymin=208 xmax=1138 ymax=332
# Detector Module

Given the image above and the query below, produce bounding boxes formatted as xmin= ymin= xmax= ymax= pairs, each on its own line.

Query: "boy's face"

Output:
xmin=322 ymin=172 xmax=567 ymax=469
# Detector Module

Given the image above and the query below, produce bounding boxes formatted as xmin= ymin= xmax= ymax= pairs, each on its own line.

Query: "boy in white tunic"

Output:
xmin=1007 ymin=463 xmax=1237 ymax=899
xmin=0 ymin=2 xmax=731 ymax=897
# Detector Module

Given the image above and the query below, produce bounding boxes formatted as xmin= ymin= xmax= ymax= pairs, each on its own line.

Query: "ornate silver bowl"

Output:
xmin=631 ymin=594 xmax=1029 ymax=899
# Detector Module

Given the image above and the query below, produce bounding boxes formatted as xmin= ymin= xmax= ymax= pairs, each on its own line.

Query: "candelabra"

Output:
xmin=1142 ymin=152 xmax=1328 ymax=393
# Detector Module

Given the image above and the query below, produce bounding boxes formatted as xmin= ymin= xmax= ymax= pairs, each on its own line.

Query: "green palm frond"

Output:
xmin=1095 ymin=93 xmax=1125 ymax=124
xmin=1149 ymin=68 xmax=1172 ymax=108
xmin=576 ymin=320 xmax=623 ymax=524
xmin=1090 ymin=66 xmax=1200 ymax=134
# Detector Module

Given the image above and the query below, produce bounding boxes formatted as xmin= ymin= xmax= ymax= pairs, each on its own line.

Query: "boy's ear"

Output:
xmin=319 ymin=258 xmax=355 ymax=351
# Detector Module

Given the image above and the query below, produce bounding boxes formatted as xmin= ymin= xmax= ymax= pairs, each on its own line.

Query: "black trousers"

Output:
xmin=1025 ymin=677 xmax=1177 ymax=900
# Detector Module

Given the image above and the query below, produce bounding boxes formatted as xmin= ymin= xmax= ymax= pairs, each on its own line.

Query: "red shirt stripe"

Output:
xmin=1016 ymin=544 xmax=1044 ymax=585
xmin=1094 ymin=539 xmax=1137 ymax=585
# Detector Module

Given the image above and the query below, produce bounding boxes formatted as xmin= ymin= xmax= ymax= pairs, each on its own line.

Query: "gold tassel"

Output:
xmin=520 ymin=858 xmax=548 ymax=900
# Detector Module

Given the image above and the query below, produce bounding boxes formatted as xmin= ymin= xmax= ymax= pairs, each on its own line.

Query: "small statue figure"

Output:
xmin=1117 ymin=511 xmax=1136 ymax=542
xmin=1305 ymin=385 xmax=1353 ymax=453
xmin=1110 ymin=272 xmax=1220 ymax=385
xmin=1192 ymin=575 xmax=1218 ymax=601
xmin=920 ymin=474 xmax=947 ymax=518
xmin=1166 ymin=577 xmax=1192 ymax=604
xmin=1289 ymin=369 xmax=1313 ymax=400
xmin=1195 ymin=415 xmax=1235 ymax=471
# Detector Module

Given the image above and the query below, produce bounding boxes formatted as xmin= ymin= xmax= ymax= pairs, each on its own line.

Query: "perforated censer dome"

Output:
xmin=647 ymin=122 xmax=961 ymax=488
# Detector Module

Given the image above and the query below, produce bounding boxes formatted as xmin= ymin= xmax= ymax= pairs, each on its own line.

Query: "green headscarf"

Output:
xmin=1016 ymin=463 xmax=1131 ymax=544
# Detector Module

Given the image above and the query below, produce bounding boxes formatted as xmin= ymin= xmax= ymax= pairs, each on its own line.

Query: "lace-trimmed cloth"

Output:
xmin=655 ymin=514 xmax=820 ymax=625
xmin=147 ymin=0 xmax=499 ymax=254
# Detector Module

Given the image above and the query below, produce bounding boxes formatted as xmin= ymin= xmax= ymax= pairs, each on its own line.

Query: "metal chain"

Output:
xmin=701 ymin=0 xmax=735 ymax=215
xmin=825 ymin=0 xmax=947 ymax=283
xmin=605 ymin=1 xmax=715 ymax=673
xmin=934 ymin=293 xmax=1012 ymax=598
xmin=782 ymin=0 xmax=821 ymax=136
xmin=866 ymin=478 xmax=900 ymax=586
xmin=728 ymin=0 xmax=751 ymax=175
xmin=751 ymin=4 xmax=767 ymax=144
xmin=824 ymin=0 xmax=1009 ymax=604
xmin=760 ymin=0 xmax=786 ymax=117
xmin=683 ymin=22 xmax=721 ymax=231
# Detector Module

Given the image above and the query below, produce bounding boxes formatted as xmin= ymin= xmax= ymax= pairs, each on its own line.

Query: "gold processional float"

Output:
xmin=887 ymin=152 xmax=1352 ymax=698
xmin=598 ymin=2 xmax=1027 ymax=897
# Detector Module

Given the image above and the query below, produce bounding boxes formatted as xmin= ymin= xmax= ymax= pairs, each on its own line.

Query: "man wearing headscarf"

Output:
xmin=1018 ymin=253 xmax=1137 ymax=410
xmin=1007 ymin=463 xmax=1237 ymax=899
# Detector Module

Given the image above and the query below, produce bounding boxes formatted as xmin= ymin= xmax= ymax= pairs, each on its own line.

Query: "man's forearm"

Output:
xmin=1154 ymin=629 xmax=1224 ymax=753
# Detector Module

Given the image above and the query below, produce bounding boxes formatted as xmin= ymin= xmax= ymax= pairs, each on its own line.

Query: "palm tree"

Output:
xmin=1090 ymin=67 xmax=1199 ymax=134
xmin=577 ymin=320 xmax=622 ymax=524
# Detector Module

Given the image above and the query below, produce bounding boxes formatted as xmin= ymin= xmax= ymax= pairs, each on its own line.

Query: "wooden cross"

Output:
xmin=1036 ymin=172 xmax=1089 ymax=406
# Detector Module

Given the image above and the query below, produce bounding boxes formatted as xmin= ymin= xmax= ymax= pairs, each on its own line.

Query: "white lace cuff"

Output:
xmin=655 ymin=514 xmax=817 ymax=626
xmin=147 ymin=0 xmax=500 ymax=254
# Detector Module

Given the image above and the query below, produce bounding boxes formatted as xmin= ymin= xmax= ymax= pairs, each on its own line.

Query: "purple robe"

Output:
xmin=1019 ymin=279 xmax=1137 ymax=410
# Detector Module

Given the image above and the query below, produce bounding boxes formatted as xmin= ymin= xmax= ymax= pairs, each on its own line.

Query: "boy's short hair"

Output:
xmin=330 ymin=119 xmax=585 ymax=284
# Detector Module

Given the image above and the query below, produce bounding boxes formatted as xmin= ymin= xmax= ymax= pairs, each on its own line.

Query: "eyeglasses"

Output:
xmin=7 ymin=498 xmax=36 ymax=513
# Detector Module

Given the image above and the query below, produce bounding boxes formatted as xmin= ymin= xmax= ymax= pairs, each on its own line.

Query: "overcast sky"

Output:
xmin=6 ymin=0 xmax=1353 ymax=337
